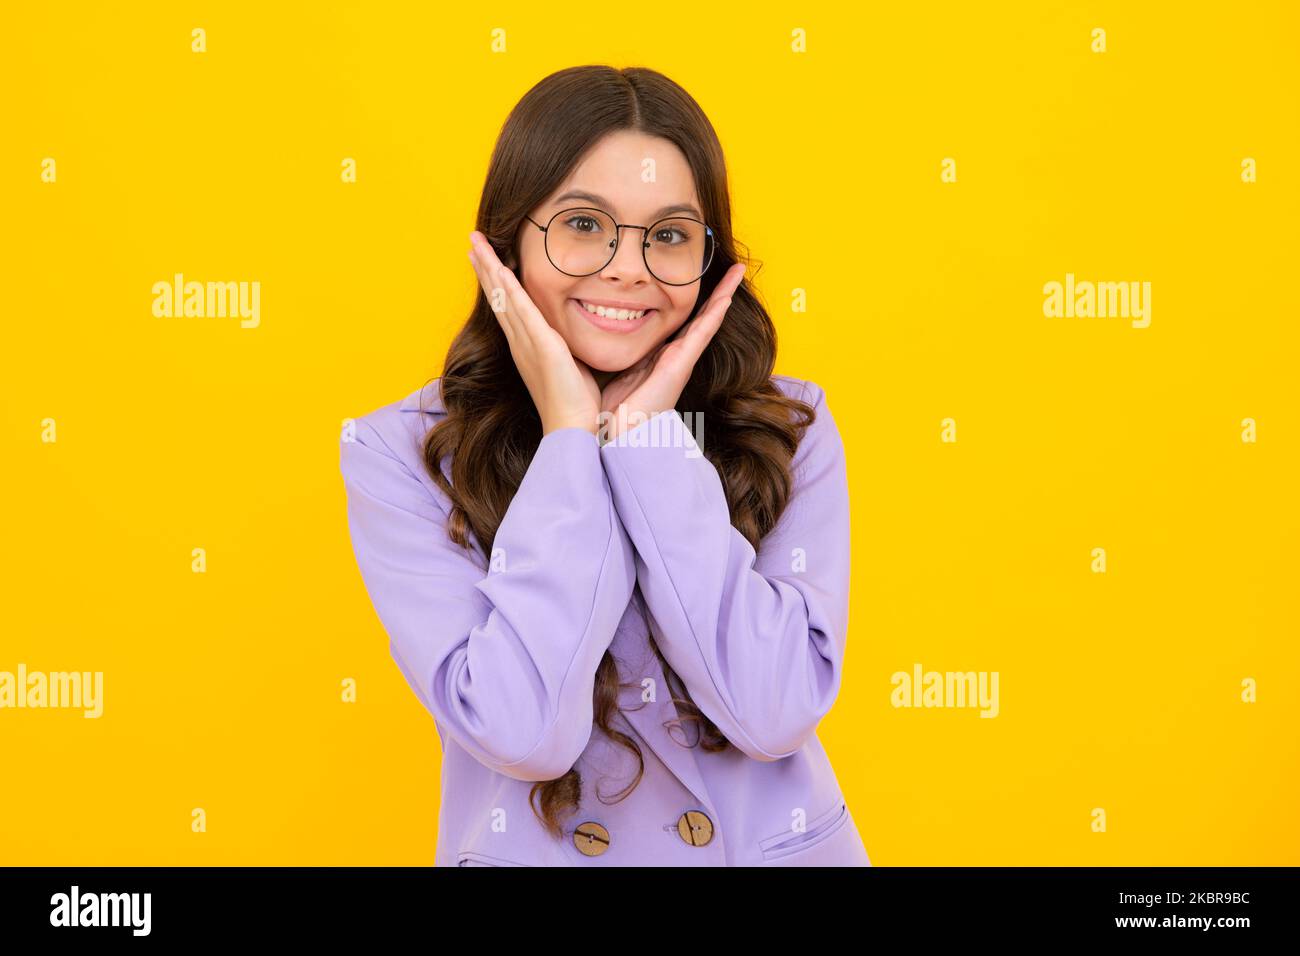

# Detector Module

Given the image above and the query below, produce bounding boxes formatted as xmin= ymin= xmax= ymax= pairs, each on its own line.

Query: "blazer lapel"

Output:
xmin=609 ymin=609 xmax=714 ymax=811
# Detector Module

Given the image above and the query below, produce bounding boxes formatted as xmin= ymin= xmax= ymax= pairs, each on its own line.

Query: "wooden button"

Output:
xmin=573 ymin=821 xmax=610 ymax=857
xmin=676 ymin=810 xmax=713 ymax=847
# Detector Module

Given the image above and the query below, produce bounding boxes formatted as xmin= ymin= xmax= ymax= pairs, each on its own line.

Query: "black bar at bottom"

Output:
xmin=0 ymin=866 xmax=1288 ymax=941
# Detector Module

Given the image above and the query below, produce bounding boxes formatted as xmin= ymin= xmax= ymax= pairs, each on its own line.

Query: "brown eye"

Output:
xmin=564 ymin=215 xmax=604 ymax=234
xmin=652 ymin=224 xmax=690 ymax=245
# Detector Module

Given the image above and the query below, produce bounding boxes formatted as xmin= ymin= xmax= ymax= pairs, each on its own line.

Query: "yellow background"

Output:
xmin=2 ymin=3 xmax=1296 ymax=865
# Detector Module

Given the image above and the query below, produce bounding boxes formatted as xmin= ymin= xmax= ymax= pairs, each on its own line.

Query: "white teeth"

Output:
xmin=579 ymin=300 xmax=647 ymax=321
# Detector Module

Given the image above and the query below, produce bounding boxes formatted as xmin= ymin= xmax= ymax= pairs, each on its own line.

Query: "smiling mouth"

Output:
xmin=574 ymin=299 xmax=656 ymax=321
xmin=569 ymin=297 xmax=658 ymax=332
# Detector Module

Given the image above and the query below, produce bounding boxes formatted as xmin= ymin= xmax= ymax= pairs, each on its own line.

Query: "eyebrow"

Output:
xmin=552 ymin=190 xmax=703 ymax=220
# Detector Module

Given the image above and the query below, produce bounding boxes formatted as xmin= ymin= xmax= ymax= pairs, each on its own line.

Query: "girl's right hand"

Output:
xmin=467 ymin=231 xmax=601 ymax=436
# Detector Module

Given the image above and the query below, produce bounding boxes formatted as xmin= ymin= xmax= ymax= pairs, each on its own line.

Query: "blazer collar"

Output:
xmin=399 ymin=378 xmax=445 ymax=415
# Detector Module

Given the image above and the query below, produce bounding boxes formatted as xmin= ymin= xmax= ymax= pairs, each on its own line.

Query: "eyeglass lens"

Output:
xmin=545 ymin=207 xmax=714 ymax=284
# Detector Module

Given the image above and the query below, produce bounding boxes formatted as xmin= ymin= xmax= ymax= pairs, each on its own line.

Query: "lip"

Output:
xmin=569 ymin=297 xmax=657 ymax=334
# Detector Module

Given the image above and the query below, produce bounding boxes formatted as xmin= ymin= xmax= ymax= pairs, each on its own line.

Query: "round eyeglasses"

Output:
xmin=524 ymin=207 xmax=716 ymax=286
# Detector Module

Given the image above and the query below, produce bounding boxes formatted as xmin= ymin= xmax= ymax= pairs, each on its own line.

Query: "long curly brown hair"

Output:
xmin=420 ymin=65 xmax=816 ymax=839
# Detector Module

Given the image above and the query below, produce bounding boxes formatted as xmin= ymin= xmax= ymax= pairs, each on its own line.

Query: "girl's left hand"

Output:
xmin=599 ymin=262 xmax=747 ymax=441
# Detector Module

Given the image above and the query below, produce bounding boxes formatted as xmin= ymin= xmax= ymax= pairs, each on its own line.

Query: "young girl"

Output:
xmin=340 ymin=64 xmax=870 ymax=866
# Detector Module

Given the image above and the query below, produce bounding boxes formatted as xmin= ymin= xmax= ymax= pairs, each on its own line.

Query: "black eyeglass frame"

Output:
xmin=523 ymin=207 xmax=717 ymax=287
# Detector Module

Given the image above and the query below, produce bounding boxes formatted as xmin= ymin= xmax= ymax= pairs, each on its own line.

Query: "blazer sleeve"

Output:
xmin=598 ymin=381 xmax=851 ymax=761
xmin=339 ymin=417 xmax=635 ymax=781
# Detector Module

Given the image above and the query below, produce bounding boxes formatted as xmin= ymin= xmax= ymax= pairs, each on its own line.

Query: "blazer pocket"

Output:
xmin=757 ymin=800 xmax=850 ymax=862
xmin=456 ymin=850 xmax=532 ymax=867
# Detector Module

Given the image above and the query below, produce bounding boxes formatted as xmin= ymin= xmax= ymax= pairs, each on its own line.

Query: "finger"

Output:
xmin=667 ymin=302 xmax=727 ymax=372
xmin=675 ymin=268 xmax=742 ymax=358
xmin=466 ymin=239 xmax=499 ymax=306
xmin=466 ymin=244 xmax=497 ymax=309
xmin=467 ymin=234 xmax=533 ymax=338
xmin=467 ymin=247 xmax=520 ymax=350
xmin=493 ymin=261 xmax=554 ymax=347
xmin=467 ymin=234 xmax=509 ymax=306
xmin=709 ymin=261 xmax=747 ymax=307
xmin=664 ymin=261 xmax=745 ymax=345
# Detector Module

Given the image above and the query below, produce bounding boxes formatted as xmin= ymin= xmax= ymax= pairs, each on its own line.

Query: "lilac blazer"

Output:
xmin=339 ymin=373 xmax=870 ymax=867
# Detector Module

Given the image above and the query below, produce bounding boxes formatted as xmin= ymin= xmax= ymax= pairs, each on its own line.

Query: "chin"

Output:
xmin=572 ymin=342 xmax=644 ymax=373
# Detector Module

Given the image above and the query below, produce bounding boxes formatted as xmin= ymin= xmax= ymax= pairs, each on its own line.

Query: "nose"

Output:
xmin=599 ymin=225 xmax=652 ymax=282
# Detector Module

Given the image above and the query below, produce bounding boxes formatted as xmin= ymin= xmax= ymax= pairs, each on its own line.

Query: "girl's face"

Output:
xmin=514 ymin=130 xmax=707 ymax=377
